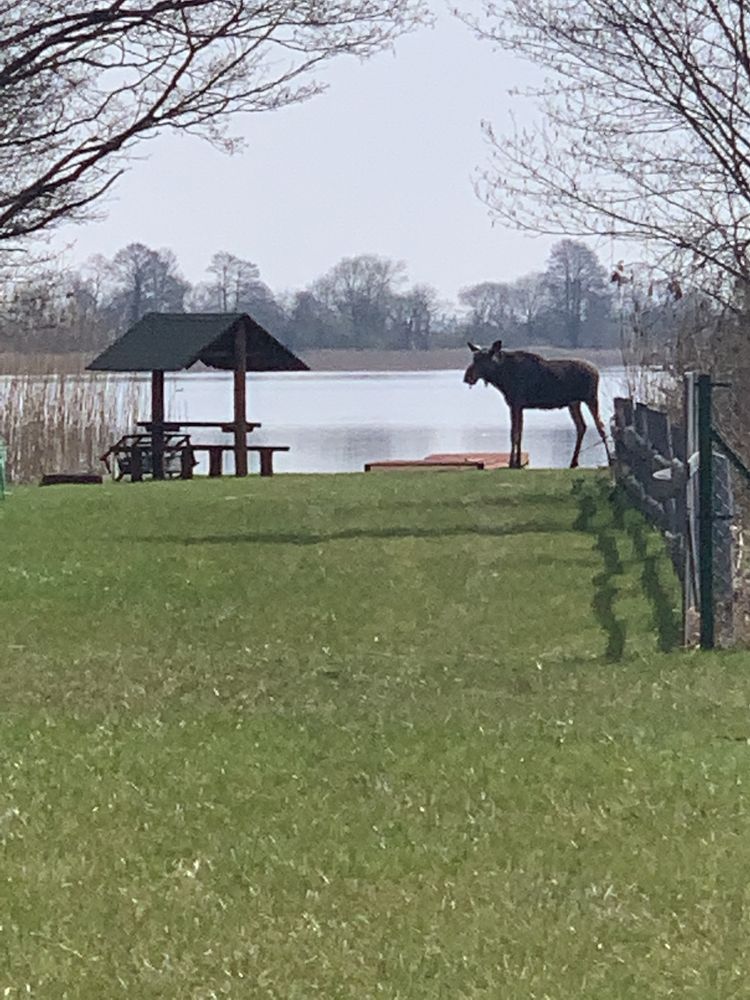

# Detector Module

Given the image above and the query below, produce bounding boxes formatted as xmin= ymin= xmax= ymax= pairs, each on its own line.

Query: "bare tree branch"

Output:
xmin=0 ymin=0 xmax=427 ymax=244
xmin=463 ymin=0 xmax=750 ymax=300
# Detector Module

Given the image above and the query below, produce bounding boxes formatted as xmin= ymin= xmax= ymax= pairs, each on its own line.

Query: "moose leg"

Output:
xmin=568 ymin=402 xmax=586 ymax=468
xmin=586 ymin=398 xmax=612 ymax=464
xmin=515 ymin=407 xmax=524 ymax=468
xmin=509 ymin=406 xmax=522 ymax=468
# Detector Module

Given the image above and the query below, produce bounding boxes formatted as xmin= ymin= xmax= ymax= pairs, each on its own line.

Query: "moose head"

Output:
xmin=463 ymin=340 xmax=504 ymax=387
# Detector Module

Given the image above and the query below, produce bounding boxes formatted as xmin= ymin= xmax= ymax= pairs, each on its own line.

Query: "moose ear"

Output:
xmin=467 ymin=341 xmax=480 ymax=353
xmin=490 ymin=339 xmax=503 ymax=355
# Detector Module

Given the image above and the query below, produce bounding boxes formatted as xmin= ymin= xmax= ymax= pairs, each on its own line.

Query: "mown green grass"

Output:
xmin=1 ymin=470 xmax=749 ymax=997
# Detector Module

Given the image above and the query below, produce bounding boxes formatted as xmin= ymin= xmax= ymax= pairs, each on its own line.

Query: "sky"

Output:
xmin=51 ymin=10 xmax=564 ymax=306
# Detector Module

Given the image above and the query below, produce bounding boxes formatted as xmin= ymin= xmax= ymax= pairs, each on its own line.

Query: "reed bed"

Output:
xmin=0 ymin=351 xmax=94 ymax=375
xmin=0 ymin=370 xmax=144 ymax=483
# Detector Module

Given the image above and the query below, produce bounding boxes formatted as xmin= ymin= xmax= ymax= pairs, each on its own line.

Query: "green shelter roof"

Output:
xmin=86 ymin=312 xmax=309 ymax=373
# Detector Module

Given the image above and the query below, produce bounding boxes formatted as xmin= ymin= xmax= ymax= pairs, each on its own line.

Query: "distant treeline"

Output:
xmin=2 ymin=240 xmax=634 ymax=355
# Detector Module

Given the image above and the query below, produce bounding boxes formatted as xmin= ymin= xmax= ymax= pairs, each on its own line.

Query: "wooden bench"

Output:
xmin=40 ymin=472 xmax=103 ymax=486
xmin=189 ymin=444 xmax=290 ymax=478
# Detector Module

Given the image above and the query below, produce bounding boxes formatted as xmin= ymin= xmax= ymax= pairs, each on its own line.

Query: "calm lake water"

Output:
xmin=160 ymin=367 xmax=629 ymax=474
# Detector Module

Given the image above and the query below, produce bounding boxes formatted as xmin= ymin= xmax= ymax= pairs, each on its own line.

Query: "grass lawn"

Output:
xmin=0 ymin=469 xmax=749 ymax=998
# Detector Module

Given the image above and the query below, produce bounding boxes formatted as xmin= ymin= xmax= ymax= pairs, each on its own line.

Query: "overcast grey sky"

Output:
xmin=52 ymin=10 xmax=566 ymax=305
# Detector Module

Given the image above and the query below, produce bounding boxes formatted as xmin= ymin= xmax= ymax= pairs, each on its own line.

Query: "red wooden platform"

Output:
xmin=425 ymin=452 xmax=529 ymax=469
xmin=364 ymin=452 xmax=529 ymax=472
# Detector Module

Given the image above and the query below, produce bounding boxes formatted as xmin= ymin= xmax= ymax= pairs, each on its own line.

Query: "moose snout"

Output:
xmin=463 ymin=366 xmax=478 ymax=386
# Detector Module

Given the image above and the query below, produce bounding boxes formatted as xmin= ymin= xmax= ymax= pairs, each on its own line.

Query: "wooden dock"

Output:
xmin=364 ymin=452 xmax=529 ymax=472
xmin=425 ymin=452 xmax=529 ymax=469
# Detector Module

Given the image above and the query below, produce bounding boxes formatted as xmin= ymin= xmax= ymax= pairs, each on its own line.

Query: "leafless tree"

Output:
xmin=206 ymin=252 xmax=260 ymax=311
xmin=465 ymin=0 xmax=750 ymax=301
xmin=390 ymin=283 xmax=438 ymax=348
xmin=313 ymin=253 xmax=407 ymax=343
xmin=458 ymin=280 xmax=514 ymax=341
xmin=0 ymin=265 xmax=113 ymax=352
xmin=0 ymin=0 xmax=426 ymax=246
xmin=543 ymin=239 xmax=611 ymax=348
xmin=191 ymin=250 xmax=286 ymax=330
xmin=106 ymin=243 xmax=189 ymax=326
xmin=508 ymin=273 xmax=545 ymax=340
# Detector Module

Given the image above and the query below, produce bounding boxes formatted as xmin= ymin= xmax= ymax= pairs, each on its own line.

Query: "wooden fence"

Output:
xmin=611 ymin=396 xmax=686 ymax=579
xmin=611 ymin=378 xmax=735 ymax=647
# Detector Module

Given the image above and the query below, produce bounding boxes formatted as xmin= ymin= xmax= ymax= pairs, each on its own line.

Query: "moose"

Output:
xmin=463 ymin=340 xmax=612 ymax=469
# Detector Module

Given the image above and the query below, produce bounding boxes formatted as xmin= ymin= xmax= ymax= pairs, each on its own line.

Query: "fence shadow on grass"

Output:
xmin=572 ymin=479 xmax=627 ymax=662
xmin=572 ymin=479 xmax=681 ymax=657
xmin=611 ymin=487 xmax=682 ymax=652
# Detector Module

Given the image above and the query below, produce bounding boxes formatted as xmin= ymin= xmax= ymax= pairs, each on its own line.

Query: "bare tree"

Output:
xmin=284 ymin=289 xmax=345 ymax=348
xmin=390 ymin=283 xmax=438 ymax=348
xmin=191 ymin=251 xmax=286 ymax=331
xmin=508 ymin=273 xmax=545 ymax=341
xmin=0 ymin=0 xmax=426 ymax=245
xmin=105 ymin=243 xmax=189 ymax=327
xmin=543 ymin=240 xmax=611 ymax=348
xmin=0 ymin=265 xmax=113 ymax=352
xmin=466 ymin=0 xmax=750 ymax=299
xmin=458 ymin=281 xmax=513 ymax=342
xmin=313 ymin=254 xmax=407 ymax=344
xmin=206 ymin=252 xmax=260 ymax=311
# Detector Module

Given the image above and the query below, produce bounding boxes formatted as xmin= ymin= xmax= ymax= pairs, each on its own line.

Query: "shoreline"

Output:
xmin=299 ymin=346 xmax=624 ymax=372
xmin=0 ymin=345 xmax=625 ymax=375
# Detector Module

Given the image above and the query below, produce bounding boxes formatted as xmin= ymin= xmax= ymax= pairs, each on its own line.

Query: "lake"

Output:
xmin=161 ymin=367 xmax=630 ymax=473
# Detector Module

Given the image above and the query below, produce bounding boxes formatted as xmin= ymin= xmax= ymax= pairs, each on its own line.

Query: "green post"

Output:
xmin=697 ymin=374 xmax=714 ymax=649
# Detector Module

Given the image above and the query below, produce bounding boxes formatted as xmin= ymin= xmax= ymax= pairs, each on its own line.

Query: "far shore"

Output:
xmin=0 ymin=345 xmax=625 ymax=376
xmin=300 ymin=346 xmax=624 ymax=371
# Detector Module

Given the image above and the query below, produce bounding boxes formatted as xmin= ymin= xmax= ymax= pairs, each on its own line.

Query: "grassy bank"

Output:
xmin=1 ymin=470 xmax=748 ymax=997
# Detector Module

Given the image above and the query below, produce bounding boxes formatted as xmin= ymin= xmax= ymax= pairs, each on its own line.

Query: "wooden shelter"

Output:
xmin=88 ymin=312 xmax=308 ymax=478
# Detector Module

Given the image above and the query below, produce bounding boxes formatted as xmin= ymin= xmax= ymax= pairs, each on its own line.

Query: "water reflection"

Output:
xmin=0 ymin=366 xmax=629 ymax=474
xmin=174 ymin=367 xmax=628 ymax=473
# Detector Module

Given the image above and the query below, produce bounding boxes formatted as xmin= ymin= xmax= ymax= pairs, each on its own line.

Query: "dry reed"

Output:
xmin=0 ymin=366 xmax=144 ymax=483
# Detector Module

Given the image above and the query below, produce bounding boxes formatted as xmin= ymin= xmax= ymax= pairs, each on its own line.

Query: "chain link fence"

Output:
xmin=708 ymin=355 xmax=750 ymax=645
xmin=613 ymin=280 xmax=750 ymax=646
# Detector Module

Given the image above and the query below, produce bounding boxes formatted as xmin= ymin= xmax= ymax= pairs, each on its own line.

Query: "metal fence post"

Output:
xmin=697 ymin=374 xmax=715 ymax=649
xmin=683 ymin=373 xmax=697 ymax=645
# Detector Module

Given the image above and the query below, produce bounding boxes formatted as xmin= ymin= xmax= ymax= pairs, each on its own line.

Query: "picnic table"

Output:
xmin=102 ymin=420 xmax=290 ymax=481
xmin=136 ymin=420 xmax=263 ymax=433
xmin=87 ymin=312 xmax=309 ymax=480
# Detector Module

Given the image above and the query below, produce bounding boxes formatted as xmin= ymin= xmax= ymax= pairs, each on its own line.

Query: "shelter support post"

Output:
xmin=233 ymin=325 xmax=248 ymax=477
xmin=151 ymin=369 xmax=165 ymax=480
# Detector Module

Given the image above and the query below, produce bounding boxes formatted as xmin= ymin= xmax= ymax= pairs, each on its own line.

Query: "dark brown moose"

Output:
xmin=463 ymin=340 xmax=612 ymax=469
